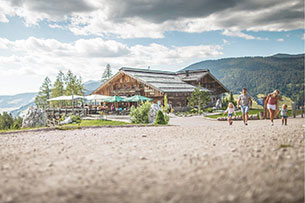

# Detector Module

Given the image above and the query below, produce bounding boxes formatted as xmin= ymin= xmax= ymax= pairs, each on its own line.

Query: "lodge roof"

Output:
xmin=120 ymin=67 xmax=176 ymax=75
xmin=121 ymin=67 xmax=212 ymax=93
xmin=93 ymin=67 xmax=228 ymax=95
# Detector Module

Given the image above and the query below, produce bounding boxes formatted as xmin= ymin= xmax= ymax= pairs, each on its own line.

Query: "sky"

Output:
xmin=0 ymin=0 xmax=304 ymax=95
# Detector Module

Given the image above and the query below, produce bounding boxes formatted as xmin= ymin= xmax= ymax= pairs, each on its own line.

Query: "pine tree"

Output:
xmin=102 ymin=64 xmax=113 ymax=80
xmin=50 ymin=71 xmax=65 ymax=107
xmin=64 ymin=70 xmax=84 ymax=106
xmin=187 ymin=85 xmax=211 ymax=115
xmin=65 ymin=70 xmax=84 ymax=96
xmin=35 ymin=77 xmax=52 ymax=109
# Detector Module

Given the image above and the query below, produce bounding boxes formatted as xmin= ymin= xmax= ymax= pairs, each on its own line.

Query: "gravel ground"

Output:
xmin=0 ymin=117 xmax=304 ymax=203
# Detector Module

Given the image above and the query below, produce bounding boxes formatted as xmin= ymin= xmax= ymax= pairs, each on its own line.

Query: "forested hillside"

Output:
xmin=181 ymin=54 xmax=304 ymax=106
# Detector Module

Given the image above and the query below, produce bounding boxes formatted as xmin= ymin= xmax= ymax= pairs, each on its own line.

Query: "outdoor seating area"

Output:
xmin=46 ymin=94 xmax=153 ymax=118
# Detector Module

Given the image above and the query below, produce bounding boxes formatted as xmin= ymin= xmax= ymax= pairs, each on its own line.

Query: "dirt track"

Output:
xmin=0 ymin=117 xmax=304 ymax=203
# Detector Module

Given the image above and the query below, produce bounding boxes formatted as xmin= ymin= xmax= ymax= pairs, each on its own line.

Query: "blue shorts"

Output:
xmin=228 ymin=113 xmax=233 ymax=117
xmin=281 ymin=115 xmax=288 ymax=119
xmin=241 ymin=105 xmax=249 ymax=114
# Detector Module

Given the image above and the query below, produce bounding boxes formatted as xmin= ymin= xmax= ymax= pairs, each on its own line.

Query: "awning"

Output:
xmin=47 ymin=95 xmax=84 ymax=101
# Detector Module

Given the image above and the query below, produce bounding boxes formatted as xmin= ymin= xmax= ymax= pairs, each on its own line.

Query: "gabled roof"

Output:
xmin=178 ymin=69 xmax=229 ymax=92
xmin=121 ymin=67 xmax=200 ymax=93
xmin=120 ymin=67 xmax=176 ymax=75
xmin=93 ymin=67 xmax=228 ymax=95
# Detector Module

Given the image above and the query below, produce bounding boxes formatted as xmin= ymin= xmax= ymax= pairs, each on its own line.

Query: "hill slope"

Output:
xmin=0 ymin=92 xmax=37 ymax=114
xmin=181 ymin=53 xmax=304 ymax=105
xmin=0 ymin=79 xmax=104 ymax=116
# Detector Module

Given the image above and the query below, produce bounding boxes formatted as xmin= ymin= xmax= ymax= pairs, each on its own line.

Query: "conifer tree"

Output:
xmin=35 ymin=77 xmax=52 ymax=109
xmin=50 ymin=71 xmax=65 ymax=107
xmin=102 ymin=64 xmax=113 ymax=81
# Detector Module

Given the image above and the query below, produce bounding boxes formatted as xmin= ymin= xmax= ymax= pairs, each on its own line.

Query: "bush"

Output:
xmin=0 ymin=112 xmax=14 ymax=130
xmin=12 ymin=116 xmax=23 ymax=129
xmin=70 ymin=115 xmax=81 ymax=123
xmin=129 ymin=101 xmax=152 ymax=124
xmin=59 ymin=114 xmax=66 ymax=122
xmin=0 ymin=112 xmax=22 ymax=130
xmin=205 ymin=107 xmax=214 ymax=113
xmin=190 ymin=108 xmax=204 ymax=114
xmin=190 ymin=108 xmax=198 ymax=114
xmin=164 ymin=114 xmax=170 ymax=124
xmin=155 ymin=110 xmax=167 ymax=124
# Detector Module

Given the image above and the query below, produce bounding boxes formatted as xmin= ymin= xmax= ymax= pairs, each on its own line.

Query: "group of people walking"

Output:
xmin=223 ymin=88 xmax=288 ymax=126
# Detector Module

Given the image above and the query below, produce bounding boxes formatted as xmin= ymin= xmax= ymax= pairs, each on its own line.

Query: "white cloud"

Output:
xmin=277 ymin=38 xmax=284 ymax=42
xmin=48 ymin=24 xmax=64 ymax=29
xmin=221 ymin=29 xmax=268 ymax=40
xmin=1 ymin=0 xmax=303 ymax=39
xmin=222 ymin=30 xmax=255 ymax=40
xmin=0 ymin=37 xmax=223 ymax=85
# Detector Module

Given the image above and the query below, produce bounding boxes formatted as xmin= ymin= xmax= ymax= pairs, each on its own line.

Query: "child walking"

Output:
xmin=280 ymin=104 xmax=288 ymax=125
xmin=223 ymin=102 xmax=236 ymax=125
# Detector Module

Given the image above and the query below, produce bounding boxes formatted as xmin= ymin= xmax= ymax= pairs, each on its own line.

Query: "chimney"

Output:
xmin=186 ymin=70 xmax=189 ymax=77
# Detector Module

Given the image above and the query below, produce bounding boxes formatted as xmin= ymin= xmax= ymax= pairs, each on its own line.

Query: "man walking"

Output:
xmin=237 ymin=88 xmax=252 ymax=125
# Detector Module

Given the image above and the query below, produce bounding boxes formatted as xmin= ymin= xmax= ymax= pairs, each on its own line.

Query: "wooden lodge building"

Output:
xmin=92 ymin=67 xmax=228 ymax=110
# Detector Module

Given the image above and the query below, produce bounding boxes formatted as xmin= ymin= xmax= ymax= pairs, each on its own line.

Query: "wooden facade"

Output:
xmin=93 ymin=71 xmax=164 ymax=103
xmin=92 ymin=67 xmax=228 ymax=109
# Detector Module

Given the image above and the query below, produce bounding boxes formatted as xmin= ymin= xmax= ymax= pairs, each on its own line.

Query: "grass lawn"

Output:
xmin=205 ymin=109 xmax=263 ymax=119
xmin=63 ymin=119 xmax=129 ymax=127
xmin=205 ymin=109 xmax=302 ymax=119
xmin=0 ymin=127 xmax=49 ymax=133
xmin=0 ymin=120 xmax=130 ymax=133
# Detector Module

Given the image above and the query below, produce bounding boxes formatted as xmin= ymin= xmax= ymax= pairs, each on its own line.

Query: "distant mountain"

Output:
xmin=0 ymin=79 xmax=104 ymax=117
xmin=83 ymin=80 xmax=104 ymax=95
xmin=181 ymin=53 xmax=304 ymax=106
xmin=271 ymin=53 xmax=305 ymax=59
xmin=0 ymin=92 xmax=37 ymax=114
xmin=10 ymin=101 xmax=35 ymax=118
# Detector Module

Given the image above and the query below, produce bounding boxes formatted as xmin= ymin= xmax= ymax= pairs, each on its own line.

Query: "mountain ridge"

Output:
xmin=181 ymin=53 xmax=304 ymax=106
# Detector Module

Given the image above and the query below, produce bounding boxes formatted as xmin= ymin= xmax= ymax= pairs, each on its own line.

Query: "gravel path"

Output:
xmin=0 ymin=117 xmax=304 ymax=203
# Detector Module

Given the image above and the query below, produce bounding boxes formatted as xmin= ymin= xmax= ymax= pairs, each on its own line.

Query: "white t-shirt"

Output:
xmin=226 ymin=107 xmax=235 ymax=114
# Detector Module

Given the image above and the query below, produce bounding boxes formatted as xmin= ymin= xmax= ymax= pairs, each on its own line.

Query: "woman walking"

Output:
xmin=265 ymin=90 xmax=280 ymax=126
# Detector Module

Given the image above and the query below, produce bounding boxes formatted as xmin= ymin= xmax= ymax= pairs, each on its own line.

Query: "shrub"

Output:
xmin=70 ymin=115 xmax=81 ymax=123
xmin=190 ymin=108 xmax=198 ymax=114
xmin=205 ymin=107 xmax=214 ymax=113
xmin=155 ymin=110 xmax=167 ymax=124
xmin=129 ymin=101 xmax=152 ymax=124
xmin=12 ymin=116 xmax=23 ymax=129
xmin=0 ymin=112 xmax=22 ymax=130
xmin=164 ymin=114 xmax=170 ymax=124
xmin=59 ymin=114 xmax=66 ymax=122
xmin=190 ymin=108 xmax=204 ymax=114
xmin=0 ymin=112 xmax=14 ymax=130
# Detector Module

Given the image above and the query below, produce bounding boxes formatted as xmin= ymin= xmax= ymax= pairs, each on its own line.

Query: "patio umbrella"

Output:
xmin=126 ymin=95 xmax=153 ymax=102
xmin=104 ymin=96 xmax=126 ymax=103
xmin=85 ymin=94 xmax=111 ymax=101
xmin=47 ymin=95 xmax=84 ymax=101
